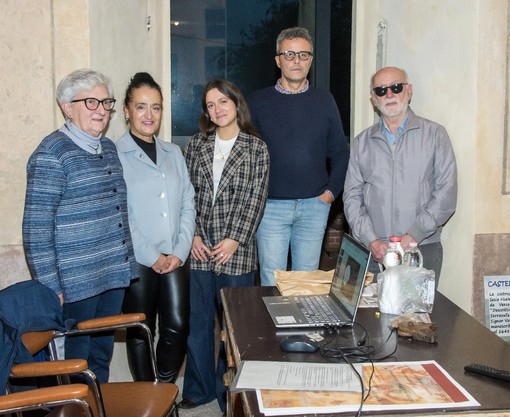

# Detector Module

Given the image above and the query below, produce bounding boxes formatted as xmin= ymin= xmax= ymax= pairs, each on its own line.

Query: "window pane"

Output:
xmin=170 ymin=0 xmax=351 ymax=145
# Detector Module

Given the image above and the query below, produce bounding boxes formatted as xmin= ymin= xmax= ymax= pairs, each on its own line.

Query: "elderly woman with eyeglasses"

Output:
xmin=22 ymin=69 xmax=138 ymax=383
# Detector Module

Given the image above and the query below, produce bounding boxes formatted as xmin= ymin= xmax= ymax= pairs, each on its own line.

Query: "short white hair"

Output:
xmin=56 ymin=69 xmax=114 ymax=104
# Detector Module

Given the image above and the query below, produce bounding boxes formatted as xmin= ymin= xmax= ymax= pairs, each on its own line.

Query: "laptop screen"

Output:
xmin=329 ymin=234 xmax=371 ymax=318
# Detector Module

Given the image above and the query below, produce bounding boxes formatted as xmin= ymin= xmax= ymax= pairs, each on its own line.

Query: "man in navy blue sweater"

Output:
xmin=248 ymin=27 xmax=350 ymax=286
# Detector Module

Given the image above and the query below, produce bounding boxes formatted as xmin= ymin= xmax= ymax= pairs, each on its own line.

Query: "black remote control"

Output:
xmin=464 ymin=363 xmax=510 ymax=382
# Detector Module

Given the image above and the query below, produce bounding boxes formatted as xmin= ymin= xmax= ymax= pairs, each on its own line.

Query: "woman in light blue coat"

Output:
xmin=116 ymin=72 xmax=195 ymax=383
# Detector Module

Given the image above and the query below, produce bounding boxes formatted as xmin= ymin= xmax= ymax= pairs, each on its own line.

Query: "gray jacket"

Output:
xmin=343 ymin=109 xmax=457 ymax=247
xmin=116 ymin=132 xmax=195 ymax=267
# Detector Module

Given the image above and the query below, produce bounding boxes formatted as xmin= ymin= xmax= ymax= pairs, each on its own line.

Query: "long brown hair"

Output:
xmin=199 ymin=79 xmax=259 ymax=137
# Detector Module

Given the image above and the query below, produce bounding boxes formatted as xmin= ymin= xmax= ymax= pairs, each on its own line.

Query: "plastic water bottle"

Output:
xmin=403 ymin=242 xmax=424 ymax=267
xmin=383 ymin=241 xmax=403 ymax=269
xmin=389 ymin=236 xmax=405 ymax=258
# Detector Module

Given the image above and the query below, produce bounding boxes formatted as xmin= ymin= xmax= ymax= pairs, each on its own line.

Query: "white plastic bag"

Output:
xmin=377 ymin=265 xmax=435 ymax=314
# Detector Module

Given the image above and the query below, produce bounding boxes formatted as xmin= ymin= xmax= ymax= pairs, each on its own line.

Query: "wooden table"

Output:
xmin=221 ymin=286 xmax=510 ymax=416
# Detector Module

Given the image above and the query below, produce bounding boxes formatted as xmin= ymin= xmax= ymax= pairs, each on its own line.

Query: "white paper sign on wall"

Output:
xmin=484 ymin=276 xmax=510 ymax=343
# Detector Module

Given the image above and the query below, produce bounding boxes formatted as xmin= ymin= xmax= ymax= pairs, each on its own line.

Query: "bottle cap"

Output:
xmin=389 ymin=236 xmax=401 ymax=242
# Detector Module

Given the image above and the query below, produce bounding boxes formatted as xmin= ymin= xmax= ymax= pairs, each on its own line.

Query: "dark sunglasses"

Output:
xmin=372 ymin=82 xmax=408 ymax=97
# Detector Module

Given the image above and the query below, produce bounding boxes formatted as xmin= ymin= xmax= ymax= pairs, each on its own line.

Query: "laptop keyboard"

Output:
xmin=296 ymin=296 xmax=339 ymax=324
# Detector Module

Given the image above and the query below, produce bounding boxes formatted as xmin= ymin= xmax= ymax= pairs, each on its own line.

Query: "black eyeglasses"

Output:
xmin=71 ymin=97 xmax=116 ymax=111
xmin=372 ymin=83 xmax=408 ymax=97
xmin=277 ymin=50 xmax=313 ymax=61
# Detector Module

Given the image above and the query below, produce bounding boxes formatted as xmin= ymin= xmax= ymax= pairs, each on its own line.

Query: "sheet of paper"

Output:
xmin=232 ymin=360 xmax=362 ymax=393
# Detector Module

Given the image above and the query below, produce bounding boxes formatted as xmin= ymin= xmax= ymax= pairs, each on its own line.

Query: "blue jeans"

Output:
xmin=256 ymin=197 xmax=331 ymax=286
xmin=183 ymin=269 xmax=254 ymax=412
xmin=63 ymin=288 xmax=125 ymax=383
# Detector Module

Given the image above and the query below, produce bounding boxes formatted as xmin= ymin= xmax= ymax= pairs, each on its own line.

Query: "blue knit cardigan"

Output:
xmin=22 ymin=130 xmax=138 ymax=303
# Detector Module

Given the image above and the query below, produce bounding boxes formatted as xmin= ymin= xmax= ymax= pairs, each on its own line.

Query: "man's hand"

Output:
xmin=400 ymin=233 xmax=417 ymax=250
xmin=369 ymin=239 xmax=389 ymax=263
xmin=318 ymin=190 xmax=334 ymax=205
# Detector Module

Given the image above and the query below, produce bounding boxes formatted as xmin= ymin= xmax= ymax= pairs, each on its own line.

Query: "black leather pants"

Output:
xmin=122 ymin=262 xmax=189 ymax=383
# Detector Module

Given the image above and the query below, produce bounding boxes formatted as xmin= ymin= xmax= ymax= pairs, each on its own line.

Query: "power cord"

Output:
xmin=320 ymin=322 xmax=398 ymax=362
xmin=318 ymin=322 xmax=398 ymax=416
xmin=336 ymin=347 xmax=367 ymax=417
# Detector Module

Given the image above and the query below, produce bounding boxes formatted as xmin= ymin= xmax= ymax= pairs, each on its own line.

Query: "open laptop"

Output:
xmin=263 ymin=234 xmax=371 ymax=328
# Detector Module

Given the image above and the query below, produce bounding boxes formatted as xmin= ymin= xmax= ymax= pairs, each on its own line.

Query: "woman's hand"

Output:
xmin=211 ymin=238 xmax=240 ymax=265
xmin=191 ymin=235 xmax=212 ymax=262
xmin=152 ymin=253 xmax=169 ymax=273
xmin=161 ymin=255 xmax=182 ymax=273
xmin=152 ymin=254 xmax=183 ymax=274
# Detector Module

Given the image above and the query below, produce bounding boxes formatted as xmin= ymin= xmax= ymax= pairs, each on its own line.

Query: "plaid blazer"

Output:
xmin=183 ymin=131 xmax=269 ymax=275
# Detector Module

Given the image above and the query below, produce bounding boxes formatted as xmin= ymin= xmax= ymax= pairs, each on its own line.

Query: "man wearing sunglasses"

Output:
xmin=343 ymin=66 xmax=457 ymax=284
xmin=248 ymin=27 xmax=349 ymax=286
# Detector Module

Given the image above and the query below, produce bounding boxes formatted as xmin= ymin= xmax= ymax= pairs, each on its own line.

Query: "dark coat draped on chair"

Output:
xmin=0 ymin=280 xmax=66 ymax=394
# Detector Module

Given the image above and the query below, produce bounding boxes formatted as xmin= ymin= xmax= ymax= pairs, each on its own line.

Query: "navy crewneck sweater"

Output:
xmin=248 ymin=86 xmax=349 ymax=199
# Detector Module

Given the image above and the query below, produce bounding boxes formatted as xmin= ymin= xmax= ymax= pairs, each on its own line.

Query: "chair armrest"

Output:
xmin=77 ymin=313 xmax=146 ymax=330
xmin=21 ymin=330 xmax=56 ymax=355
xmin=0 ymin=384 xmax=89 ymax=409
xmin=11 ymin=359 xmax=88 ymax=378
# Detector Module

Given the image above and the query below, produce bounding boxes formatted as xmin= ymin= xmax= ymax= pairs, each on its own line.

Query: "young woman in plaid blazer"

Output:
xmin=180 ymin=79 xmax=269 ymax=413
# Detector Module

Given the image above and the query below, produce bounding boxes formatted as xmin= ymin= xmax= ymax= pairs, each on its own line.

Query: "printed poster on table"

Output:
xmin=484 ymin=275 xmax=510 ymax=343
xmin=232 ymin=360 xmax=479 ymax=416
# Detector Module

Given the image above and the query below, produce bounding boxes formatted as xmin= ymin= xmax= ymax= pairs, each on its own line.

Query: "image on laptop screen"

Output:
xmin=330 ymin=235 xmax=370 ymax=317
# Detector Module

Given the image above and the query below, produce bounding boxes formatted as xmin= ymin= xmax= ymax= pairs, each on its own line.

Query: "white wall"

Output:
xmin=89 ymin=0 xmax=171 ymax=142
